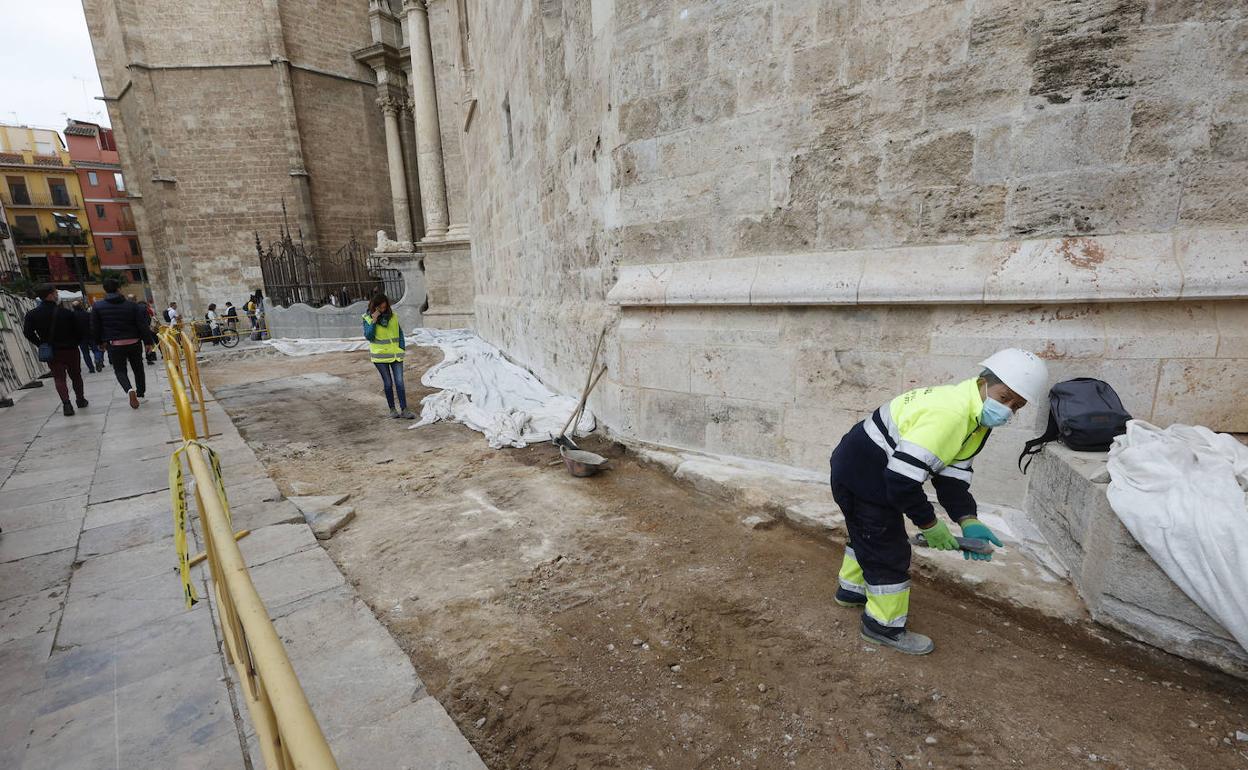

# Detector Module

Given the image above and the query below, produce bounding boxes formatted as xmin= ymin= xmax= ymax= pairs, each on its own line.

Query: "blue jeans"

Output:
xmin=374 ymin=361 xmax=407 ymax=411
xmin=78 ymin=342 xmax=97 ymax=372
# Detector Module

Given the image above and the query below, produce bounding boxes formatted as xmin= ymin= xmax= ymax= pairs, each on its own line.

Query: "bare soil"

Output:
xmin=205 ymin=349 xmax=1248 ymax=770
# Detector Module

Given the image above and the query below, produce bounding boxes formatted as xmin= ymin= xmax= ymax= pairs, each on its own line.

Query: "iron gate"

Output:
xmin=255 ymin=230 xmax=404 ymax=309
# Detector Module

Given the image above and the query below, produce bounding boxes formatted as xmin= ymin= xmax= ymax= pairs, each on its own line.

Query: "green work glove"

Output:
xmin=960 ymin=518 xmax=1004 ymax=561
xmin=920 ymin=519 xmax=959 ymax=550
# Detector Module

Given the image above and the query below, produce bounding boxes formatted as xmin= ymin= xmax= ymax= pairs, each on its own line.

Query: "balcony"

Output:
xmin=0 ymin=190 xmax=81 ymax=209
xmin=0 ymin=150 xmax=71 ymax=168
xmin=13 ymin=231 xmax=89 ymax=248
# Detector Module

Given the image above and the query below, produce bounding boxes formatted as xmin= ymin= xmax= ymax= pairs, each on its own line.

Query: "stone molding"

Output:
xmin=607 ymin=229 xmax=1248 ymax=307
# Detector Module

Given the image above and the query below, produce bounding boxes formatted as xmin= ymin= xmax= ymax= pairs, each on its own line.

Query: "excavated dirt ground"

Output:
xmin=204 ymin=348 xmax=1248 ymax=770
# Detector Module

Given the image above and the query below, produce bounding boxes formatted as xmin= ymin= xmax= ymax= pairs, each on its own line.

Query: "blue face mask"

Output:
xmin=980 ymin=397 xmax=1013 ymax=428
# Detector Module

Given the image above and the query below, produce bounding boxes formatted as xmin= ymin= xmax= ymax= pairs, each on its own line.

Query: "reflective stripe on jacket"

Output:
xmin=830 ymin=377 xmax=990 ymax=527
xmin=361 ymin=312 xmax=404 ymax=363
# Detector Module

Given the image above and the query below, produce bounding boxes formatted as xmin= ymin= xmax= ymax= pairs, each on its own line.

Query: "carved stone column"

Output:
xmin=376 ymin=94 xmax=414 ymax=247
xmin=403 ymin=0 xmax=450 ymax=241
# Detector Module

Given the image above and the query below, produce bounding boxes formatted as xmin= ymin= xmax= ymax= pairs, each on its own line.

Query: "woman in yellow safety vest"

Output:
xmin=361 ymin=293 xmax=414 ymax=419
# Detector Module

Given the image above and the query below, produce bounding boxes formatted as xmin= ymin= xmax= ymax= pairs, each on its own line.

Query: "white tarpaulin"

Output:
xmin=263 ymin=329 xmax=594 ymax=448
xmin=1106 ymin=420 xmax=1248 ymax=652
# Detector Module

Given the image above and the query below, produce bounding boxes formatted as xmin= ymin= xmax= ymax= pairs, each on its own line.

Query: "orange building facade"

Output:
xmin=64 ymin=120 xmax=149 ymax=299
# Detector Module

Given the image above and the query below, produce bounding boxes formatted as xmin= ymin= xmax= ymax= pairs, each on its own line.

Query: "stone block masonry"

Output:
xmin=458 ymin=1 xmax=1248 ymax=510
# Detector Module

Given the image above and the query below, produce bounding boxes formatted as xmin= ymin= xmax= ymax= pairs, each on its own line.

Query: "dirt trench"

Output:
xmin=204 ymin=349 xmax=1248 ymax=770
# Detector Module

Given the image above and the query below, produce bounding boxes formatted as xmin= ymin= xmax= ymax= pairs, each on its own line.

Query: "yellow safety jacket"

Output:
xmin=362 ymin=312 xmax=404 ymax=363
xmin=830 ymin=377 xmax=990 ymax=527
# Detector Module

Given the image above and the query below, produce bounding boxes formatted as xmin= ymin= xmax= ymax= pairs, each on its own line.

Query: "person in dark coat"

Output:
xmin=22 ymin=284 xmax=87 ymax=416
xmin=71 ymin=301 xmax=97 ymax=373
xmin=91 ymin=277 xmax=157 ymax=409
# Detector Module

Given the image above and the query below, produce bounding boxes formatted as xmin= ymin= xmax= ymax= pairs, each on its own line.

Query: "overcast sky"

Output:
xmin=0 ymin=0 xmax=110 ymax=133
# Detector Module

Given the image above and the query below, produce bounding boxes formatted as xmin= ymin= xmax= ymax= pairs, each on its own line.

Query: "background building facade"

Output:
xmin=0 ymin=125 xmax=97 ymax=294
xmin=65 ymin=119 xmax=149 ymax=299
xmin=81 ymin=0 xmax=400 ymax=312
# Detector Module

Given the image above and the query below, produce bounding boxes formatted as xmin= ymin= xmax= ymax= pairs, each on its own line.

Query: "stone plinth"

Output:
xmin=1024 ymin=444 xmax=1248 ymax=678
xmin=419 ymin=239 xmax=474 ymax=329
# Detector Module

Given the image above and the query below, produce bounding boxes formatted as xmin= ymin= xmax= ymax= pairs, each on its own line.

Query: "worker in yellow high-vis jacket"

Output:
xmin=828 ymin=349 xmax=1049 ymax=654
xmin=362 ymin=292 xmax=414 ymax=420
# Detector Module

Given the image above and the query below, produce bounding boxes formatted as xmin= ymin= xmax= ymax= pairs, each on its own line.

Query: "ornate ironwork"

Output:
xmin=255 ymin=227 xmax=404 ymax=309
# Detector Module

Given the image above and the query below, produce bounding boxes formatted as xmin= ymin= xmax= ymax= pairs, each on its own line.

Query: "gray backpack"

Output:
xmin=1018 ymin=378 xmax=1131 ymax=473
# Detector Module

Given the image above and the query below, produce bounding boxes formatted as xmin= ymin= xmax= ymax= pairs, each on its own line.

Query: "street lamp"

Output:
xmin=52 ymin=212 xmax=85 ymax=294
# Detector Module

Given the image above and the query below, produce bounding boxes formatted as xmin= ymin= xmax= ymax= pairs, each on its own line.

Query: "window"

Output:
xmin=6 ymin=177 xmax=30 ymax=205
xmin=103 ymin=237 xmax=113 ymax=252
xmin=113 ymin=172 xmax=125 ymax=192
xmin=48 ymin=178 xmax=70 ymax=206
xmin=95 ymin=204 xmax=106 ymax=219
xmin=129 ymin=237 xmax=140 ymax=255
xmin=34 ymin=140 xmax=53 ymax=155
xmin=24 ymin=256 xmax=49 ymax=279
xmin=87 ymin=171 xmax=98 ymax=186
xmin=14 ymin=216 xmax=39 ymax=241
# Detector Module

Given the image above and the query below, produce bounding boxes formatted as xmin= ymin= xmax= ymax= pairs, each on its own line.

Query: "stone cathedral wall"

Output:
xmin=460 ymin=0 xmax=1248 ymax=505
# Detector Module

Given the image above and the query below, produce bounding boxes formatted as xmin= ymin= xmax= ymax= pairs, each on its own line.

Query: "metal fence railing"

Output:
xmin=159 ymin=325 xmax=337 ymax=769
xmin=256 ymin=229 xmax=404 ymax=310
xmin=0 ymin=290 xmax=48 ymax=407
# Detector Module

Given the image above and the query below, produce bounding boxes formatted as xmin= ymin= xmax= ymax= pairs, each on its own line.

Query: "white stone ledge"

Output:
xmin=607 ymin=229 xmax=1248 ymax=307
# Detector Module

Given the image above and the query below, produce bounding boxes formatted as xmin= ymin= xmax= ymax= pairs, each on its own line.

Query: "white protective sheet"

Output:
xmin=1106 ymin=420 xmax=1248 ymax=651
xmin=264 ymin=330 xmax=594 ymax=448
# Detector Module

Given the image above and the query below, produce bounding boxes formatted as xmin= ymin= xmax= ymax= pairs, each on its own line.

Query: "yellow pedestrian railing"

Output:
xmin=160 ymin=326 xmax=337 ymax=770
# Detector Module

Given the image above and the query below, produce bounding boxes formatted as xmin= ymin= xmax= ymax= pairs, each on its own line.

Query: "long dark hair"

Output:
xmin=367 ymin=293 xmax=391 ymax=315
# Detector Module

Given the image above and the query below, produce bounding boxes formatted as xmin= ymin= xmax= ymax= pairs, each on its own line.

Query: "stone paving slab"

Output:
xmin=0 ymin=548 xmax=74 ymax=603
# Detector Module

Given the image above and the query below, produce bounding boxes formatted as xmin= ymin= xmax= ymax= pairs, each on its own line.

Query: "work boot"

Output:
xmin=400 ymin=409 xmax=416 ymax=419
xmin=834 ymin=587 xmax=866 ymax=608
xmin=389 ymin=407 xmax=401 ymax=418
xmin=75 ymin=397 xmax=89 ymax=408
xmin=128 ymin=389 xmax=140 ymax=409
xmin=860 ymin=626 xmax=935 ymax=655
xmin=62 ymin=401 xmax=74 ymax=416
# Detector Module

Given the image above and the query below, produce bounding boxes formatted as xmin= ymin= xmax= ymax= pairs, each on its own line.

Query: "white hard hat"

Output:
xmin=978 ymin=348 xmax=1049 ymax=405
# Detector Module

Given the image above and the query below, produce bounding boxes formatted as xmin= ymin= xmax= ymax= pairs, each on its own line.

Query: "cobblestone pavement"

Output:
xmin=0 ymin=362 xmax=484 ymax=769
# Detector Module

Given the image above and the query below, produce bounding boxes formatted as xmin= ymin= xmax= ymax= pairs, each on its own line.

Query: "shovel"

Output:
xmin=553 ymin=326 xmax=607 ymax=450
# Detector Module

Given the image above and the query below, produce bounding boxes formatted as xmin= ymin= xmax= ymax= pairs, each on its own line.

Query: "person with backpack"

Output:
xmin=92 ymin=277 xmax=157 ymax=408
xmin=163 ymin=301 xmax=179 ymax=326
xmin=22 ymin=284 xmax=87 ymax=416
xmin=826 ymin=348 xmax=1049 ymax=656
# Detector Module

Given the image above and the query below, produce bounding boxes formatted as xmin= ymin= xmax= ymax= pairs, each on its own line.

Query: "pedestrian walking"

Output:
xmin=224 ymin=301 xmax=239 ymax=330
xmin=71 ymin=301 xmax=97 ymax=373
xmin=22 ymin=284 xmax=87 ymax=415
xmin=362 ymin=293 xmax=414 ymax=419
xmin=92 ymin=277 xmax=157 ymax=409
xmin=87 ymin=304 xmax=106 ymax=371
xmin=827 ymin=348 xmax=1048 ymax=655
xmin=251 ymin=290 xmax=266 ymax=340
xmin=163 ymin=301 xmax=179 ymax=326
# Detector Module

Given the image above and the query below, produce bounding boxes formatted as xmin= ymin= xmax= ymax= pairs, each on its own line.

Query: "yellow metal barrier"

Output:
xmin=161 ymin=326 xmax=337 ymax=770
